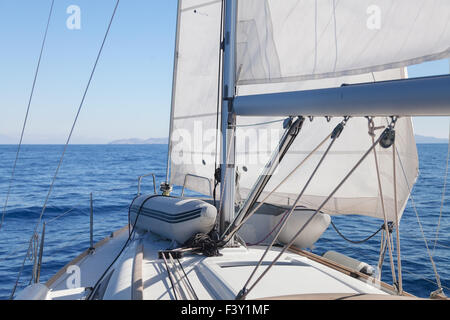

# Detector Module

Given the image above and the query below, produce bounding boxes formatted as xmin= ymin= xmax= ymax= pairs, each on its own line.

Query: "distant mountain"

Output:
xmin=415 ymin=135 xmax=448 ymax=144
xmin=108 ymin=137 xmax=168 ymax=145
xmin=108 ymin=135 xmax=447 ymax=145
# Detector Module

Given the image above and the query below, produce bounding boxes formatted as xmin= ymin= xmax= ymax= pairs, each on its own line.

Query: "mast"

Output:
xmin=219 ymin=0 xmax=237 ymax=237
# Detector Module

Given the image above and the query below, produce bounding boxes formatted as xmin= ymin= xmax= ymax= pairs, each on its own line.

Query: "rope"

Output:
xmin=161 ymin=253 xmax=179 ymax=300
xmin=167 ymin=252 xmax=193 ymax=300
xmin=330 ymin=220 xmax=383 ymax=244
xmin=0 ymin=0 xmax=55 ymax=232
xmin=11 ymin=1 xmax=120 ymax=299
xmin=176 ymin=258 xmax=199 ymax=300
xmin=368 ymin=117 xmax=398 ymax=288
xmin=183 ymin=233 xmax=220 ymax=257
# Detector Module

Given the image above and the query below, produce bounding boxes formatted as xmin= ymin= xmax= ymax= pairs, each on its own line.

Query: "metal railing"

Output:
xmin=32 ymin=193 xmax=96 ymax=285
xmin=181 ymin=174 xmax=213 ymax=197
xmin=137 ymin=173 xmax=157 ymax=196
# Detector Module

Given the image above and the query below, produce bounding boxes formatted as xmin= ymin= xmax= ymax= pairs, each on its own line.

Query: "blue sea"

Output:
xmin=0 ymin=144 xmax=448 ymax=299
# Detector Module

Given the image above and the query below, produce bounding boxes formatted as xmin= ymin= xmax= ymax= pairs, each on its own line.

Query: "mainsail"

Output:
xmin=167 ymin=0 xmax=449 ymax=221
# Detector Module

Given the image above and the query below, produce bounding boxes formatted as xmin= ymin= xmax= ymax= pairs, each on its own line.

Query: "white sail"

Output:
xmin=168 ymin=0 xmax=423 ymax=221
xmin=235 ymin=68 xmax=419 ymax=221
xmin=168 ymin=0 xmax=222 ymax=196
xmin=236 ymin=0 xmax=450 ymax=86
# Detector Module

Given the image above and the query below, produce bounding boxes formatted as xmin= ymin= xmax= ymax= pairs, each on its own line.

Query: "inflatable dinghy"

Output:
xmin=129 ymin=195 xmax=217 ymax=244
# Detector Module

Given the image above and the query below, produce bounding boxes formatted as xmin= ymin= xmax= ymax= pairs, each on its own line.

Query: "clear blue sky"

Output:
xmin=0 ymin=1 xmax=449 ymax=144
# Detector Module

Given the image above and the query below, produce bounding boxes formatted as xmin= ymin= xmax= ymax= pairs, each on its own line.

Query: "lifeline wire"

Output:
xmin=10 ymin=0 xmax=120 ymax=299
xmin=0 ymin=0 xmax=55 ymax=231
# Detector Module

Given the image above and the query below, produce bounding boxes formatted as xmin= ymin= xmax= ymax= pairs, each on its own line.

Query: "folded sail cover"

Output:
xmin=168 ymin=0 xmax=449 ymax=220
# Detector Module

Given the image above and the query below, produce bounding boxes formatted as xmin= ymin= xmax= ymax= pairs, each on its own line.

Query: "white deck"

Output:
xmin=43 ymin=229 xmax=390 ymax=300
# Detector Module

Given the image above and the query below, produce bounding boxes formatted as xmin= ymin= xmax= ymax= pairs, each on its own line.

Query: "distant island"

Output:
xmin=107 ymin=135 xmax=448 ymax=145
xmin=414 ymin=135 xmax=448 ymax=144
xmin=108 ymin=137 xmax=168 ymax=145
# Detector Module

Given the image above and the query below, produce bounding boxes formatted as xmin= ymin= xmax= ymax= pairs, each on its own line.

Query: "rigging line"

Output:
xmin=9 ymin=235 xmax=35 ymax=299
xmin=395 ymin=146 xmax=444 ymax=291
xmin=176 ymin=258 xmax=199 ymax=300
xmin=330 ymin=220 xmax=383 ymax=244
xmin=11 ymin=0 xmax=120 ymax=299
xmin=222 ymin=129 xmax=334 ymax=244
xmin=161 ymin=253 xmax=179 ymax=300
xmin=238 ymin=122 xmax=389 ymax=300
xmin=34 ymin=0 xmax=120 ymax=240
xmin=369 ymin=118 xmax=398 ymax=288
xmin=433 ymin=119 xmax=450 ymax=254
xmin=377 ymin=232 xmax=389 ymax=281
xmin=392 ymin=140 xmax=403 ymax=294
xmin=168 ymin=253 xmax=195 ymax=300
xmin=238 ymin=118 xmax=349 ymax=299
xmin=0 ymin=0 xmax=55 ymax=232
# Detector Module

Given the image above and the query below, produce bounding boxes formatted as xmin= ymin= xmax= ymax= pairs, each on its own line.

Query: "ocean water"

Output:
xmin=0 ymin=144 xmax=448 ymax=299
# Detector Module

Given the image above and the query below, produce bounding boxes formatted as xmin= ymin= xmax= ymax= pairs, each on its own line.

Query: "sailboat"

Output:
xmin=13 ymin=0 xmax=450 ymax=300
